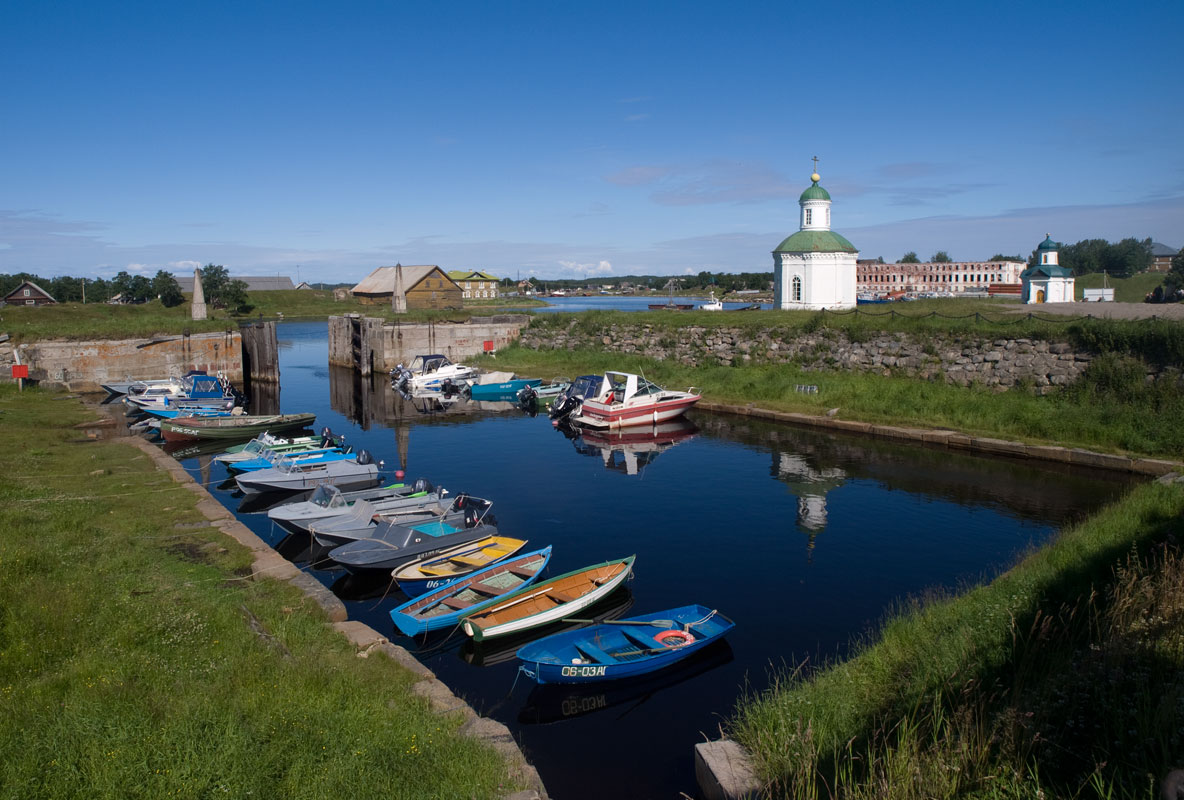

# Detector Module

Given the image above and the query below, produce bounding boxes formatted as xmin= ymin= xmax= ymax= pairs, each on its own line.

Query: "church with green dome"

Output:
xmin=773 ymin=164 xmax=859 ymax=310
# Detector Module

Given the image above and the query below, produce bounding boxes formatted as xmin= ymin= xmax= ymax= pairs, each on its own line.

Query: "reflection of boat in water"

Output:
xmin=570 ymin=417 xmax=699 ymax=476
xmin=459 ymin=586 xmax=634 ymax=667
xmin=517 ymin=639 xmax=733 ymax=724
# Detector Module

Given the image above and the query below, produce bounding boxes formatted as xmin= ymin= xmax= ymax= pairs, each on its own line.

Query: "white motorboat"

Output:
xmin=390 ymin=354 xmax=478 ymax=393
xmin=234 ymin=450 xmax=381 ymax=495
xmin=568 ymin=371 xmax=700 ymax=430
xmin=699 ymin=290 xmax=723 ymax=311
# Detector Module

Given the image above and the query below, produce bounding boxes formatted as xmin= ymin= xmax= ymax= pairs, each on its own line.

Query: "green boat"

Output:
xmin=159 ymin=412 xmax=317 ymax=443
xmin=214 ymin=430 xmax=340 ymax=465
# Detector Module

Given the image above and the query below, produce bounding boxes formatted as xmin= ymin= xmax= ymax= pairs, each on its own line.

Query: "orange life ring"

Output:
xmin=654 ymin=629 xmax=694 ymax=648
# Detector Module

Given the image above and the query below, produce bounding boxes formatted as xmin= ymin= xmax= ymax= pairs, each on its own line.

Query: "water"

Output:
xmin=520 ymin=295 xmax=771 ymax=313
xmin=170 ymin=321 xmax=1135 ymax=799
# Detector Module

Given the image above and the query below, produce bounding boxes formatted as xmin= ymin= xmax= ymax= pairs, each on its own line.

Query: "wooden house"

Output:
xmin=351 ymin=265 xmax=463 ymax=310
xmin=446 ymin=270 xmax=501 ymax=300
xmin=2 ymin=280 xmax=57 ymax=306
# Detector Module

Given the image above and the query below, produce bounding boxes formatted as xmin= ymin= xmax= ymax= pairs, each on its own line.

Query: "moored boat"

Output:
xmin=515 ymin=603 xmax=734 ymax=684
xmin=214 ymin=430 xmax=339 ymax=465
xmin=390 ymin=354 xmax=478 ymax=393
xmin=327 ymin=518 xmax=496 ymax=575
xmin=234 ymin=450 xmax=380 ymax=495
xmin=307 ymin=492 xmax=486 ymax=548
xmin=268 ymin=480 xmax=446 ymax=536
xmin=389 ymin=546 xmax=552 ymax=636
xmin=568 ymin=371 xmax=700 ymax=430
xmin=159 ymin=412 xmax=317 ymax=442
xmin=548 ymin=374 xmax=605 ymax=422
xmin=469 ymin=378 xmax=541 ymax=401
xmin=392 ymin=535 xmax=527 ymax=597
xmin=460 ymin=555 xmax=635 ymax=642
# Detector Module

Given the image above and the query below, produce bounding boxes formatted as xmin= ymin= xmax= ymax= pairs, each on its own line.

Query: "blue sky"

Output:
xmin=2 ymin=0 xmax=1181 ymax=283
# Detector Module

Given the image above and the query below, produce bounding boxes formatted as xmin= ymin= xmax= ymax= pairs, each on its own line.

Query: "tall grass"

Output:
xmin=727 ymin=482 xmax=1184 ymax=799
xmin=478 ymin=345 xmax=1184 ymax=457
xmin=0 ymin=385 xmax=515 ymax=799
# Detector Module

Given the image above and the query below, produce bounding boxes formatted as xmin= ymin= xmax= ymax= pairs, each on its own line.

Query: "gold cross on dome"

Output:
xmin=812 ymin=156 xmax=819 ymax=172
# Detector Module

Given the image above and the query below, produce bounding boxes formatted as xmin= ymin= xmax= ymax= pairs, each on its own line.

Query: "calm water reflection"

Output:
xmin=176 ymin=322 xmax=1135 ymax=800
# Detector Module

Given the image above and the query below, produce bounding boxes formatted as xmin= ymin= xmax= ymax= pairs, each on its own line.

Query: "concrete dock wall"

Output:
xmin=328 ymin=315 xmax=529 ymax=375
xmin=10 ymin=330 xmax=243 ymax=392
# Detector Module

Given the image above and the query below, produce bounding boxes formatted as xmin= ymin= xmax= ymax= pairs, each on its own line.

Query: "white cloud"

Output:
xmin=557 ymin=259 xmax=614 ymax=277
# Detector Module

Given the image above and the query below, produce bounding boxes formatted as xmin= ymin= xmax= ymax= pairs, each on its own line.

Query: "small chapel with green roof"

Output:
xmin=773 ymin=164 xmax=858 ymax=310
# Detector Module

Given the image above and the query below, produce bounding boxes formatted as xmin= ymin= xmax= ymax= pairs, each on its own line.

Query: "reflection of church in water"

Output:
xmin=773 ymin=451 xmax=847 ymax=557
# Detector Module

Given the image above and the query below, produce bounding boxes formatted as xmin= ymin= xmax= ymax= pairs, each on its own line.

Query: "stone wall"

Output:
xmin=329 ymin=314 xmax=530 ymax=375
xmin=518 ymin=322 xmax=1103 ymax=391
xmin=6 ymin=330 xmax=243 ymax=393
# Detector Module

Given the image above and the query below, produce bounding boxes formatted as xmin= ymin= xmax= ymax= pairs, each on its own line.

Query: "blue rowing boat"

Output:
xmin=389 ymin=546 xmax=552 ymax=636
xmin=515 ymin=603 xmax=734 ymax=684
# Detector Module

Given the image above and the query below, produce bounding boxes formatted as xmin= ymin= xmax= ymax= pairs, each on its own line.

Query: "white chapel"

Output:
xmin=773 ymin=164 xmax=858 ymax=310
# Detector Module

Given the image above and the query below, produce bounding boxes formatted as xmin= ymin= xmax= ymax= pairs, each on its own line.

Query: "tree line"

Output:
xmin=1 ymin=264 xmax=251 ymax=311
xmin=498 ymin=271 xmax=772 ymax=292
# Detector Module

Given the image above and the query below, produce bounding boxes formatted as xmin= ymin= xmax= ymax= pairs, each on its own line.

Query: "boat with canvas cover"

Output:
xmin=389 ymin=546 xmax=552 ymax=636
xmin=309 ymin=493 xmax=491 ymax=548
xmin=268 ymin=479 xmax=447 ymax=536
xmin=327 ymin=517 xmax=497 ymax=575
xmin=392 ymin=535 xmax=527 ymax=597
xmin=234 ymin=450 xmax=380 ymax=495
xmin=568 ymin=372 xmax=700 ymax=430
xmin=159 ymin=412 xmax=316 ymax=442
xmin=460 ymin=556 xmax=635 ymax=642
xmin=390 ymin=354 xmax=478 ymax=393
xmin=124 ymin=372 xmax=239 ymax=412
xmin=515 ymin=603 xmax=734 ymax=685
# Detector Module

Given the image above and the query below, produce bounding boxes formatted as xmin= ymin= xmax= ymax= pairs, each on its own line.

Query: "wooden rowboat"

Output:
xmin=460 ymin=556 xmax=635 ymax=642
xmin=159 ymin=412 xmax=317 ymax=442
xmin=392 ymin=535 xmax=527 ymax=598
xmin=516 ymin=603 xmax=734 ymax=684
xmin=389 ymin=546 xmax=553 ymax=637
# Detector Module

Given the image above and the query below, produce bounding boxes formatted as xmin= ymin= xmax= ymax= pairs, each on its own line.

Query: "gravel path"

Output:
xmin=1009 ymin=301 xmax=1184 ymax=321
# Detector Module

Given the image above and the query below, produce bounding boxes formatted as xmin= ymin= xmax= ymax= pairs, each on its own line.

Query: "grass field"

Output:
xmin=0 ymin=385 xmax=518 ymax=799
xmin=727 ymin=480 xmax=1184 ymax=798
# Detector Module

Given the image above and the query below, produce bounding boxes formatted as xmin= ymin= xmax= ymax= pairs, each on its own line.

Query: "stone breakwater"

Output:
xmin=519 ymin=323 xmax=1108 ymax=391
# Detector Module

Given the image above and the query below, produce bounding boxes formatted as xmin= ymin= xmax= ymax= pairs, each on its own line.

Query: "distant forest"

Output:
xmin=500 ymin=271 xmax=772 ymax=292
xmin=0 ymin=270 xmax=183 ymax=304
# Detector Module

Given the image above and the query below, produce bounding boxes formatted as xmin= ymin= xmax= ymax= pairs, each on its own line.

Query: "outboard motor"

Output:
xmin=320 ymin=427 xmax=335 ymax=447
xmin=412 ymin=477 xmax=433 ymax=494
xmin=441 ymin=378 xmax=457 ymax=395
xmin=463 ymin=506 xmax=480 ymax=528
xmin=549 ymin=395 xmax=579 ymax=420
xmin=356 ymin=449 xmax=373 ymax=466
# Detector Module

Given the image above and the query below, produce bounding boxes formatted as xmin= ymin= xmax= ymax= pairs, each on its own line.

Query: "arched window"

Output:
xmin=792 ymin=275 xmax=802 ymax=302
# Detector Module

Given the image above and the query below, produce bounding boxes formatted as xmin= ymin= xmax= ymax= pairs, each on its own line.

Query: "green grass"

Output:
xmin=726 ymin=481 xmax=1184 ymax=798
xmin=0 ymin=385 xmax=516 ymax=799
xmin=1075 ymin=272 xmax=1165 ymax=303
xmin=0 ymin=291 xmax=542 ymax=344
xmin=478 ymin=345 xmax=1184 ymax=457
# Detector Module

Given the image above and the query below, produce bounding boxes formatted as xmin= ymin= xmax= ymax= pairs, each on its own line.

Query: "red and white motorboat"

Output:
xmin=568 ymin=371 xmax=700 ymax=430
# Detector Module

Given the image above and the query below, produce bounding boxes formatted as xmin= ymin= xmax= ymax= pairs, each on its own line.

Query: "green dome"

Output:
xmin=1037 ymin=235 xmax=1059 ymax=251
xmin=799 ymin=180 xmax=831 ymax=202
xmin=774 ymin=229 xmax=858 ymax=254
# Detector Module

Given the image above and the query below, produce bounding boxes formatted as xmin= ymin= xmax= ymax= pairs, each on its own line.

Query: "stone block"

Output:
xmin=1130 ymin=458 xmax=1183 ymax=476
xmin=970 ymin=437 xmax=1027 ymax=457
xmin=1068 ymin=449 xmax=1134 ymax=472
xmin=1025 ymin=445 xmax=1072 ymax=463
xmin=695 ymin=740 xmax=760 ymax=800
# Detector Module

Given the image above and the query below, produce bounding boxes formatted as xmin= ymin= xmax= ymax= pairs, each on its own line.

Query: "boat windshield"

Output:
xmin=570 ymin=375 xmax=602 ymax=398
xmin=309 ymin=485 xmax=344 ymax=509
xmin=243 ymin=440 xmax=265 ymax=455
xmin=634 ymin=378 xmax=663 ymax=397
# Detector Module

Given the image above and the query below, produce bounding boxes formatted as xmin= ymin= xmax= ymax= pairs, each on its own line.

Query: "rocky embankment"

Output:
xmin=520 ymin=322 xmax=1138 ymax=391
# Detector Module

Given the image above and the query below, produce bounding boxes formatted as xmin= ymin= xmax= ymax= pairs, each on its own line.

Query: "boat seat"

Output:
xmin=416 ymin=565 xmax=459 ymax=577
xmin=548 ymin=589 xmax=577 ymax=604
xmin=449 ymin=554 xmax=492 ymax=567
xmin=505 ymin=566 xmax=535 ymax=579
xmin=574 ymin=642 xmax=616 ymax=664
xmin=465 ymin=581 xmax=501 ymax=595
xmin=439 ymin=597 xmax=473 ymax=609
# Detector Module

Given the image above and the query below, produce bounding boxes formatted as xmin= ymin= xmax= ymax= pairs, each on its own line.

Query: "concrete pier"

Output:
xmin=328 ymin=314 xmax=530 ymax=375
